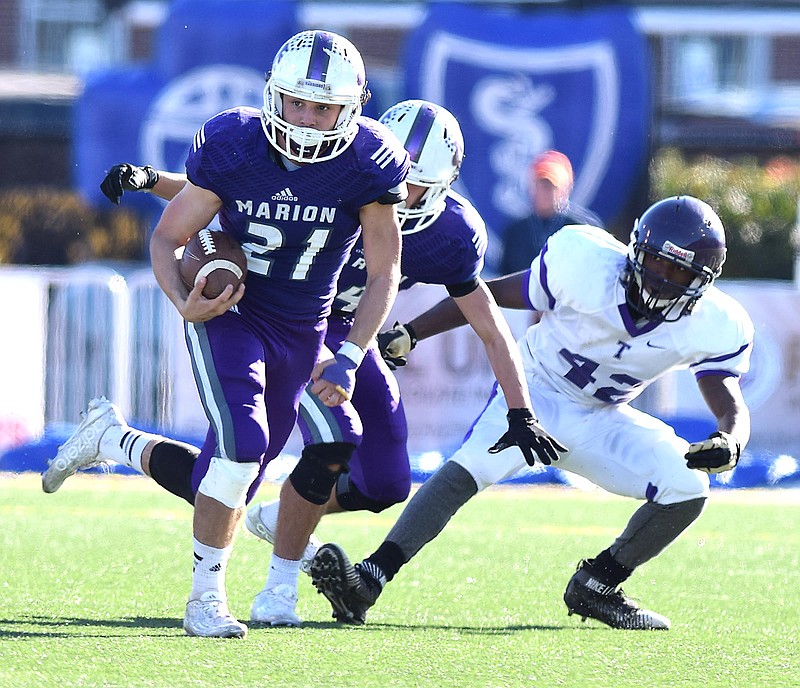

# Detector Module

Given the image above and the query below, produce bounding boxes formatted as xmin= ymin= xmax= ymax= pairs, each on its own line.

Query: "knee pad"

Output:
xmin=289 ymin=442 xmax=356 ymax=505
xmin=335 ymin=473 xmax=406 ymax=513
xmin=148 ymin=440 xmax=199 ymax=506
xmin=197 ymin=456 xmax=260 ymax=509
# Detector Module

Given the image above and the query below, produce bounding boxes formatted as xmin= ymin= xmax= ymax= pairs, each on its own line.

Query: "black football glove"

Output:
xmin=685 ymin=431 xmax=741 ymax=474
xmin=100 ymin=163 xmax=159 ymax=204
xmin=488 ymin=408 xmax=567 ymax=467
xmin=376 ymin=322 xmax=417 ymax=370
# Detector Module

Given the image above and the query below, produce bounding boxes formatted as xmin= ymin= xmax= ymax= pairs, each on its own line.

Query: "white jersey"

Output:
xmin=450 ymin=224 xmax=754 ymax=505
xmin=521 ymin=225 xmax=754 ymax=408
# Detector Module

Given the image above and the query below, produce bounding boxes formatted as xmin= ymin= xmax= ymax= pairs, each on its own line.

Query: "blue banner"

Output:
xmin=73 ymin=0 xmax=297 ymax=214
xmin=403 ymin=4 xmax=650 ymax=269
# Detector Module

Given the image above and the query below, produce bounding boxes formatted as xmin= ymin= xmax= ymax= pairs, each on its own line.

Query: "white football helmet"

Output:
xmin=380 ymin=100 xmax=464 ymax=233
xmin=261 ymin=30 xmax=369 ymax=163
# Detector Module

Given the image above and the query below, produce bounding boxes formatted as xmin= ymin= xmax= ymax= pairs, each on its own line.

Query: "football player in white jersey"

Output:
xmin=309 ymin=195 xmax=754 ymax=630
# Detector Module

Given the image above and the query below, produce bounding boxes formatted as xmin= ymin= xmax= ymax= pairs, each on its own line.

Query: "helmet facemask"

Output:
xmin=625 ymin=244 xmax=717 ymax=323
xmin=396 ymin=178 xmax=451 ymax=233
xmin=260 ymin=30 xmax=369 ymax=164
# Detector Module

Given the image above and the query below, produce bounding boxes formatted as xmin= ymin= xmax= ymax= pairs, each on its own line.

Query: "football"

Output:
xmin=179 ymin=229 xmax=247 ymax=299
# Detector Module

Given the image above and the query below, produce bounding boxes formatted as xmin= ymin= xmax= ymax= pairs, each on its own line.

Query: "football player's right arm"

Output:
xmin=454 ymin=279 xmax=565 ymax=465
xmin=150 ymin=182 xmax=242 ymax=322
xmin=453 ymin=279 xmax=529 ymax=408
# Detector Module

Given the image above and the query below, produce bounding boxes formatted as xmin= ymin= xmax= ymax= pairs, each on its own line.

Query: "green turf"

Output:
xmin=1 ymin=473 xmax=798 ymax=687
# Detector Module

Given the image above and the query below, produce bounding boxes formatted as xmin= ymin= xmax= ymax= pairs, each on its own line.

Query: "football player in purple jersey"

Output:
xmin=91 ymin=99 xmax=566 ymax=627
xmin=310 ymin=196 xmax=753 ymax=631
xmin=245 ymin=100 xmax=565 ymax=624
xmin=43 ymin=30 xmax=410 ymax=639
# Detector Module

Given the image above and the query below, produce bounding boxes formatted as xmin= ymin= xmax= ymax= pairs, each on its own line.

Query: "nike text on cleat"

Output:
xmin=183 ymin=591 xmax=248 ymax=638
xmin=244 ymin=500 xmax=321 ymax=575
xmin=563 ymin=562 xmax=670 ymax=630
xmin=250 ymin=584 xmax=302 ymax=627
xmin=309 ymin=543 xmax=382 ymax=625
xmin=42 ymin=397 xmax=126 ymax=493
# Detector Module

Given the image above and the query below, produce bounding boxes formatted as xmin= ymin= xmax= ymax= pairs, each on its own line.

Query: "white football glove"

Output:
xmin=685 ymin=431 xmax=741 ymax=474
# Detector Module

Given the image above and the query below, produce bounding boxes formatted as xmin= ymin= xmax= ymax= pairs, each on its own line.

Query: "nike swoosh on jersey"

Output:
xmin=646 ymin=340 xmax=667 ymax=349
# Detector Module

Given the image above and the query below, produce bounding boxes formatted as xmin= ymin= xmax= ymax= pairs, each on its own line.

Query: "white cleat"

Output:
xmin=184 ymin=591 xmax=248 ymax=638
xmin=250 ymin=584 xmax=302 ymax=627
xmin=244 ymin=499 xmax=321 ymax=575
xmin=42 ymin=397 xmax=126 ymax=494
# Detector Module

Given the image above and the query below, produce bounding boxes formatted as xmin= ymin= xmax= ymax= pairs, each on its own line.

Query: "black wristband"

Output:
xmin=403 ymin=322 xmax=418 ymax=349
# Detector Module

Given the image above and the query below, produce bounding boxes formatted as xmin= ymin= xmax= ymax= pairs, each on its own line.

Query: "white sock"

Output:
xmin=259 ymin=499 xmax=280 ymax=533
xmin=254 ymin=499 xmax=311 ymax=550
xmin=99 ymin=425 xmax=161 ymax=475
xmin=190 ymin=538 xmax=231 ymax=600
xmin=265 ymin=554 xmax=300 ymax=590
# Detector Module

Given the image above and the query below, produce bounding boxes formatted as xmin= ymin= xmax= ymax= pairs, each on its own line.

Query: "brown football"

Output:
xmin=179 ymin=229 xmax=247 ymax=299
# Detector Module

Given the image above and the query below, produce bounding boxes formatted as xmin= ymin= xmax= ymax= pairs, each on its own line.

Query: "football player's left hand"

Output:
xmin=488 ymin=408 xmax=567 ymax=467
xmin=311 ymin=353 xmax=358 ymax=405
xmin=685 ymin=431 xmax=741 ymax=474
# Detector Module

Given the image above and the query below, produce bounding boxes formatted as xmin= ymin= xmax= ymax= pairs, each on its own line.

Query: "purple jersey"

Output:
xmin=331 ymin=190 xmax=487 ymax=314
xmin=186 ymin=107 xmax=409 ymax=321
xmin=298 ymin=190 xmax=489 ymax=509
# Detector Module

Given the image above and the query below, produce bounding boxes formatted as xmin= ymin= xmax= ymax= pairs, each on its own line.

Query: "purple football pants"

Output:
xmin=297 ymin=317 xmax=411 ymax=506
xmin=187 ymin=307 xmax=326 ymax=503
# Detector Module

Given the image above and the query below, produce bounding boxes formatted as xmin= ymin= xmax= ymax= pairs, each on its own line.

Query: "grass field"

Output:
xmin=1 ymin=473 xmax=798 ymax=688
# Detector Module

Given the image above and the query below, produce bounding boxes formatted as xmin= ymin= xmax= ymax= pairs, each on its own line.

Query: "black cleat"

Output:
xmin=563 ymin=561 xmax=670 ymax=630
xmin=310 ymin=543 xmax=382 ymax=625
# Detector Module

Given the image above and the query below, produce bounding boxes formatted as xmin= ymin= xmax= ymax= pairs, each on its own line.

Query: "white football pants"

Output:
xmin=451 ymin=372 xmax=710 ymax=505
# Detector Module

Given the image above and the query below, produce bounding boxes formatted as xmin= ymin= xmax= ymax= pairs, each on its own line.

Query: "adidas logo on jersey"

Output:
xmin=272 ymin=187 xmax=298 ymax=201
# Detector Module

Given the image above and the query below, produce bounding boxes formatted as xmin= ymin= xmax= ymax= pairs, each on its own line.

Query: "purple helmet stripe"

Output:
xmin=307 ymin=32 xmax=333 ymax=81
xmin=403 ymin=105 xmax=437 ymax=163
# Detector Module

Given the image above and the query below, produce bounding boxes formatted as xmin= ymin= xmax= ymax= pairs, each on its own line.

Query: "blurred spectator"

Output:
xmin=499 ymin=150 xmax=603 ymax=274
